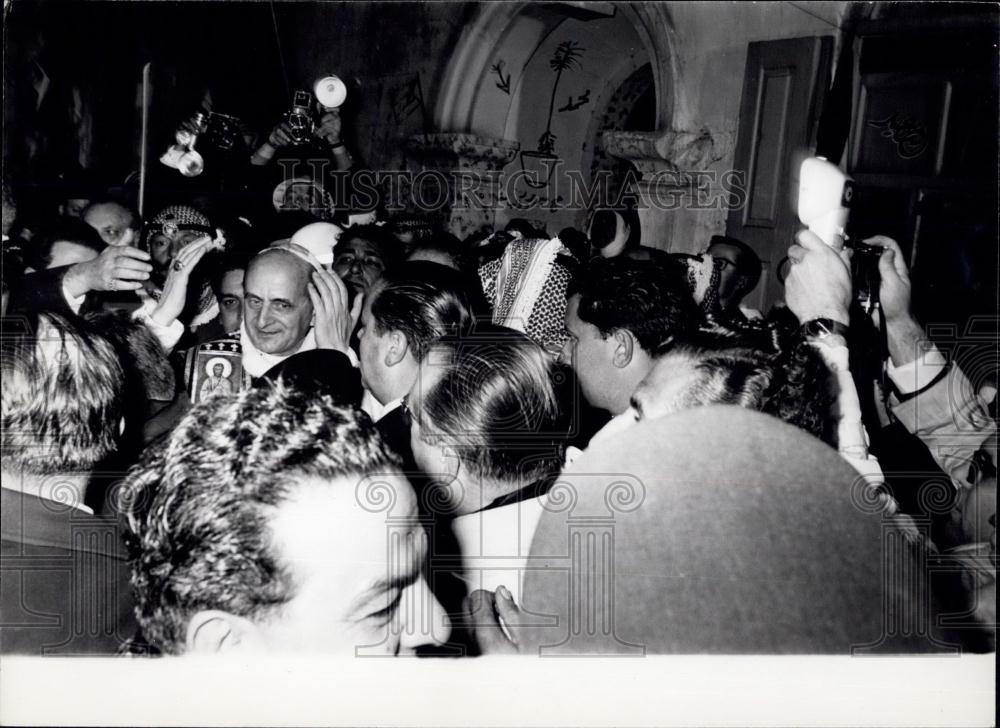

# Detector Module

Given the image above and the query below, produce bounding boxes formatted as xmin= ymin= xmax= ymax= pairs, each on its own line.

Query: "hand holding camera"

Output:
xmin=865 ymin=235 xmax=911 ymax=323
xmin=795 ymin=156 xmax=882 ymax=318
xmin=785 ymin=229 xmax=852 ymax=326
xmin=314 ymin=109 xmax=342 ymax=146
xmin=267 ymin=119 xmax=297 ymax=150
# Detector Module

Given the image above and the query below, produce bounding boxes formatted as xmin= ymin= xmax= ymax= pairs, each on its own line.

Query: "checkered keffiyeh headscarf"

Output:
xmin=683 ymin=252 xmax=726 ymax=315
xmin=479 ymin=237 xmax=574 ymax=357
xmin=144 ymin=205 xmax=213 ymax=245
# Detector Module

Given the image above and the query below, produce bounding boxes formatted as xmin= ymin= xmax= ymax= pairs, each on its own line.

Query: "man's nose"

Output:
xmin=255 ymin=304 xmax=276 ymax=327
xmin=396 ymin=572 xmax=451 ymax=654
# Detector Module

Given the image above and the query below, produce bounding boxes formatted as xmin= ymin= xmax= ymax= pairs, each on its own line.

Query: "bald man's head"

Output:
xmin=243 ymin=250 xmax=315 ymax=356
xmin=83 ymin=201 xmax=137 ymax=246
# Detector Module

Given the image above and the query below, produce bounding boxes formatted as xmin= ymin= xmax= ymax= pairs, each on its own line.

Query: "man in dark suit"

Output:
xmin=355 ymin=261 xmax=478 ymax=654
xmin=357 ymin=260 xmax=475 ymax=471
xmin=1 ymin=311 xmax=139 ymax=654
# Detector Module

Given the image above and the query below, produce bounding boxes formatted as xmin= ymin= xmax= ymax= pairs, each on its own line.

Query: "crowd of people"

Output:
xmin=1 ymin=97 xmax=996 ymax=658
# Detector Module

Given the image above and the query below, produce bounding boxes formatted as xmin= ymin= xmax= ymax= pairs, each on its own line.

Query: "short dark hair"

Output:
xmin=414 ymin=324 xmax=567 ymax=486
xmin=657 ymin=321 xmax=836 ymax=445
xmin=588 ymin=208 xmax=640 ymax=249
xmin=339 ymin=224 xmax=403 ymax=265
xmin=568 ymin=257 xmax=699 ymax=352
xmin=505 ymin=218 xmax=547 ymax=239
xmin=708 ymin=235 xmax=762 ymax=297
xmin=1 ymin=311 xmax=123 ymax=474
xmin=28 ymin=217 xmax=106 ymax=269
xmin=369 ymin=261 xmax=475 ymax=361
xmin=210 ymin=249 xmax=253 ymax=299
xmin=120 ymin=384 xmax=401 ymax=654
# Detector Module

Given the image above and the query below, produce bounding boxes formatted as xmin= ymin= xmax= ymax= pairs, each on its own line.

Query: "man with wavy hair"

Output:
xmin=562 ymin=256 xmax=699 ymax=418
xmin=1 ymin=311 xmax=138 ymax=654
xmin=120 ymin=383 xmax=450 ymax=655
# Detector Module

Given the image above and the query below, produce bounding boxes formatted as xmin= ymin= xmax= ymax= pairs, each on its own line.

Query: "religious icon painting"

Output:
xmin=183 ymin=335 xmax=249 ymax=404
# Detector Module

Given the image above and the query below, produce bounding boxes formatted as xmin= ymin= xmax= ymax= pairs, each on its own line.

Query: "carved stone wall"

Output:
xmin=603 ymin=128 xmax=733 ymax=253
xmin=403 ymin=132 xmax=519 ymax=240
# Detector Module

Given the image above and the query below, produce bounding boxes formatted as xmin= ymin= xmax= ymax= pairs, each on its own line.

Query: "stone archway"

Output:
xmin=433 ymin=2 xmax=683 ymax=134
xmin=408 ymin=2 xmax=723 ymax=245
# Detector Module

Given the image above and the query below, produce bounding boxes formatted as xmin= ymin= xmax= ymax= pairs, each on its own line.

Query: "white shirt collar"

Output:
xmin=1 ymin=483 xmax=94 ymax=515
xmin=239 ymin=322 xmax=316 ymax=378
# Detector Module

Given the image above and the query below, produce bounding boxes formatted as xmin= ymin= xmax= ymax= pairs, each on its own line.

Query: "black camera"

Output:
xmin=285 ymin=90 xmax=315 ymax=146
xmin=847 ymin=239 xmax=882 ymax=315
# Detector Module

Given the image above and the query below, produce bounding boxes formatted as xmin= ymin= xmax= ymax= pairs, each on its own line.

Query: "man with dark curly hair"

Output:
xmin=562 ymin=256 xmax=699 ymax=418
xmin=120 ymin=383 xmax=449 ymax=655
xmin=629 ymin=322 xmax=837 ymax=447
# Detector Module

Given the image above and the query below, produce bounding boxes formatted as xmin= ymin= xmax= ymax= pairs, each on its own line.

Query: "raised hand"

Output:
xmin=785 ymin=229 xmax=852 ymax=326
xmin=865 ymin=235 xmax=912 ymax=323
xmin=307 ymin=263 xmax=362 ymax=355
xmin=267 ymin=119 xmax=296 ymax=149
xmin=150 ymin=232 xmax=224 ymax=327
xmin=314 ymin=109 xmax=342 ymax=146
xmin=63 ymin=244 xmax=152 ymax=297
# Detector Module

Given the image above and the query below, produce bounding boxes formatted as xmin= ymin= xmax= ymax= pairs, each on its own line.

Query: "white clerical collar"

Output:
xmin=239 ymin=322 xmax=317 ymax=378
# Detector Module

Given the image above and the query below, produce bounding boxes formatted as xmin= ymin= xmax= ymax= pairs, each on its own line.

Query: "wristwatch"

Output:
xmin=801 ymin=317 xmax=850 ymax=341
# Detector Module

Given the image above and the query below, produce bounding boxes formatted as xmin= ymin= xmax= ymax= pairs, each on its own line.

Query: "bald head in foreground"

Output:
xmin=472 ymin=406 xmax=958 ymax=655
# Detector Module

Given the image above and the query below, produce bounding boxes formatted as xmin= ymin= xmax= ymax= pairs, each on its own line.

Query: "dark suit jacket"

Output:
xmin=0 ymin=488 xmax=138 ymax=655
xmin=6 ymin=266 xmax=79 ymax=318
xmin=375 ymin=405 xmax=415 ymax=471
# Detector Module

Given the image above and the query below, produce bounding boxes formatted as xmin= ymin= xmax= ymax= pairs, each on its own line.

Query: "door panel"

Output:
xmin=726 ymin=37 xmax=834 ymax=314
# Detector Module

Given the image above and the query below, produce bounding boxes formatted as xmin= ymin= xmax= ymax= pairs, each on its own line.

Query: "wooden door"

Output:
xmin=845 ymin=12 xmax=999 ymax=338
xmin=726 ymin=36 xmax=833 ymax=314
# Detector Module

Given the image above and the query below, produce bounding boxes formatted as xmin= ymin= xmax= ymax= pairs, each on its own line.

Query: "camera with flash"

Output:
xmin=160 ymin=112 xmax=209 ymax=177
xmin=284 ymin=75 xmax=348 ymax=146
xmin=797 ymin=156 xmax=881 ymax=314
xmin=797 ymin=156 xmax=853 ymax=250
xmin=160 ymin=111 xmax=245 ymax=177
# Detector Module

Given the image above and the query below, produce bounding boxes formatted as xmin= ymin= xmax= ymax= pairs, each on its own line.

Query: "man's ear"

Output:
xmin=611 ymin=329 xmax=635 ymax=368
xmin=185 ymin=610 xmax=258 ymax=654
xmin=384 ymin=330 xmax=409 ymax=368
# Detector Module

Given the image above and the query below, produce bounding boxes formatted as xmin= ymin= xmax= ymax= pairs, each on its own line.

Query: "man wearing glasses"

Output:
xmin=705 ymin=234 xmax=763 ymax=321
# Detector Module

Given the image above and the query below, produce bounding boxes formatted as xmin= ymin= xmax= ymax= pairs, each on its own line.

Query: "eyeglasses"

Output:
xmin=334 ymin=253 xmax=385 ymax=272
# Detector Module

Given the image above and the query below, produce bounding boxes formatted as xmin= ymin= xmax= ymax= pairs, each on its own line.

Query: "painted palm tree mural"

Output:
xmin=521 ymin=40 xmax=586 ymax=189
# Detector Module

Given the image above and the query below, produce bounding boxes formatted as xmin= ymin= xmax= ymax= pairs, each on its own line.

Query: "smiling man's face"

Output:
xmin=243 ymin=252 xmax=314 ymax=356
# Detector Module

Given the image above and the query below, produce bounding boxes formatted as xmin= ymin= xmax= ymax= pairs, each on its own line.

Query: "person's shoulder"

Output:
xmin=1 ymin=489 xmax=128 ymax=561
